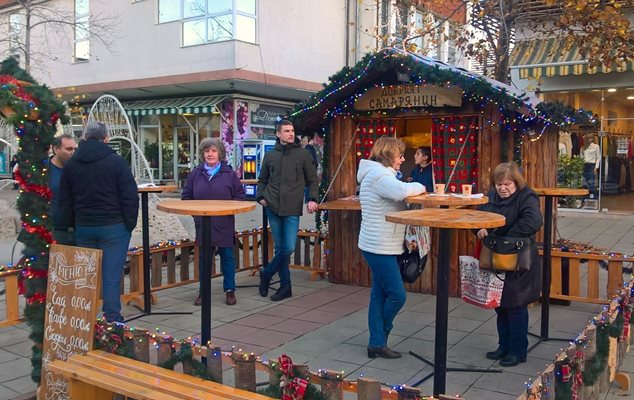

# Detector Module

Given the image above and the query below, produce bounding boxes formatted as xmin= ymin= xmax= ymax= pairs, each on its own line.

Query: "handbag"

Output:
xmin=460 ymin=255 xmax=504 ymax=309
xmin=398 ymin=250 xmax=427 ymax=284
xmin=397 ymin=224 xmax=430 ymax=283
xmin=479 ymin=235 xmax=532 ymax=272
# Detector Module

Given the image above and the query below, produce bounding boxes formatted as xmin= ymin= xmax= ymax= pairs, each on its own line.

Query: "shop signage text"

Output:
xmin=354 ymin=85 xmax=462 ymax=111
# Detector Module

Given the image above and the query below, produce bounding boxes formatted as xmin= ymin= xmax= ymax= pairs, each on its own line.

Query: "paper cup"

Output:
xmin=461 ymin=184 xmax=472 ymax=196
xmin=435 ymin=183 xmax=446 ymax=195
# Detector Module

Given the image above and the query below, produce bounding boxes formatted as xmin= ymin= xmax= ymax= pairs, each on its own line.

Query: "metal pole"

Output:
xmin=141 ymin=192 xmax=151 ymax=314
xmin=540 ymin=196 xmax=553 ymax=339
xmin=433 ymin=228 xmax=450 ymax=396
xmin=201 ymin=216 xmax=213 ymax=352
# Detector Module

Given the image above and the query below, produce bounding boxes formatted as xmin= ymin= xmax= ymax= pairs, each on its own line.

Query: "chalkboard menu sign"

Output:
xmin=40 ymin=244 xmax=102 ymax=400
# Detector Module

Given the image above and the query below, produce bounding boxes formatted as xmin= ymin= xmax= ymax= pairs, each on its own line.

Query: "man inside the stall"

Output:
xmin=257 ymin=119 xmax=319 ymax=301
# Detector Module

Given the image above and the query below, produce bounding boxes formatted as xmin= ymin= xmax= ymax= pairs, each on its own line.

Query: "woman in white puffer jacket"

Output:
xmin=358 ymin=137 xmax=425 ymax=359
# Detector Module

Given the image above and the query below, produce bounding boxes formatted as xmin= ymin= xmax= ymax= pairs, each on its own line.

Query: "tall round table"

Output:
xmin=386 ymin=208 xmax=505 ymax=396
xmin=531 ymin=188 xmax=588 ymax=344
xmin=136 ymin=185 xmax=177 ymax=316
xmin=157 ymin=200 xmax=255 ymax=349
xmin=406 ymin=193 xmax=488 ymax=208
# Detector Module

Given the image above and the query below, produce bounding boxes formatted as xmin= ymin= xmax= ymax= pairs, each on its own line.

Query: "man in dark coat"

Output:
xmin=257 ymin=120 xmax=319 ymax=301
xmin=477 ymin=162 xmax=543 ymax=367
xmin=56 ymin=121 xmax=138 ymax=322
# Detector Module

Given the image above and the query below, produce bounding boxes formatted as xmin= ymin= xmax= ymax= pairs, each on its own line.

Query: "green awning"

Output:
xmin=510 ymin=38 xmax=634 ymax=79
xmin=124 ymin=95 xmax=225 ymax=116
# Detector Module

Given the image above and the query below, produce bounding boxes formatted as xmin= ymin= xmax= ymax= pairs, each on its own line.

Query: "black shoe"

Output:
xmin=270 ymin=285 xmax=292 ymax=301
xmin=499 ymin=354 xmax=526 ymax=367
xmin=367 ymin=346 xmax=402 ymax=359
xmin=485 ymin=348 xmax=507 ymax=360
xmin=259 ymin=268 xmax=271 ymax=297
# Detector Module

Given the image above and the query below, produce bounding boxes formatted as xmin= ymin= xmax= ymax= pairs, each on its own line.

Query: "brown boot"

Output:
xmin=194 ymin=293 xmax=202 ymax=306
xmin=225 ymin=291 xmax=236 ymax=306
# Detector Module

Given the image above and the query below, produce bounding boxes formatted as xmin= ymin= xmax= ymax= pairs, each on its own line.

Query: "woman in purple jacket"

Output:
xmin=182 ymin=138 xmax=245 ymax=306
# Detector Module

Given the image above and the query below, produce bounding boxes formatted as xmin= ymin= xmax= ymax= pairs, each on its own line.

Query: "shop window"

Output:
xmin=74 ymin=0 xmax=90 ymax=62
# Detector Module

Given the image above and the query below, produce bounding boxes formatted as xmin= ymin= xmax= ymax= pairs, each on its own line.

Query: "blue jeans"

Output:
xmin=495 ymin=306 xmax=529 ymax=359
xmin=583 ymin=163 xmax=597 ymax=196
xmin=362 ymin=250 xmax=407 ymax=348
xmin=262 ymin=208 xmax=299 ymax=287
xmin=75 ymin=223 xmax=131 ymax=323
xmin=198 ymin=247 xmax=235 ymax=292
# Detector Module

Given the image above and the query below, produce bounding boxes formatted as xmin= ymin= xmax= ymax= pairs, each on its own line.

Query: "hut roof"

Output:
xmin=291 ymin=48 xmax=543 ymax=132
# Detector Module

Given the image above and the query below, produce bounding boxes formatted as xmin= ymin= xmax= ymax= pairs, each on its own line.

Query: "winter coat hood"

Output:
xmin=73 ymin=139 xmax=115 ymax=163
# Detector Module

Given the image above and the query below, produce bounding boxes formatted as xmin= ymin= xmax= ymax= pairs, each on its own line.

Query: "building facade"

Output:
xmin=0 ymin=0 xmax=467 ymax=184
xmin=510 ymin=5 xmax=634 ymax=213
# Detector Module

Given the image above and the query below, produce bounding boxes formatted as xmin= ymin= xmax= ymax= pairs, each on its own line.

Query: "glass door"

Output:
xmin=176 ymin=126 xmax=194 ymax=188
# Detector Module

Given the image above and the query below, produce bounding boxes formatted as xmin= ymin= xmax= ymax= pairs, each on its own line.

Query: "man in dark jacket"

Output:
xmin=257 ymin=119 xmax=319 ymax=301
xmin=49 ymin=134 xmax=77 ymax=244
xmin=56 ymin=121 xmax=138 ymax=322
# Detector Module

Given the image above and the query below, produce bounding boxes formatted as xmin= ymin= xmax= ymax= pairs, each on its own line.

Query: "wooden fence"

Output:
xmin=53 ymin=332 xmax=452 ymax=400
xmin=542 ymin=250 xmax=634 ymax=305
xmin=0 ymin=229 xmax=325 ymax=326
xmin=0 ymin=268 xmax=21 ymax=327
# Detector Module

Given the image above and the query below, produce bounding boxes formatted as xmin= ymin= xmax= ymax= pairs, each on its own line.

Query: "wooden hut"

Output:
xmin=292 ymin=48 xmax=557 ymax=296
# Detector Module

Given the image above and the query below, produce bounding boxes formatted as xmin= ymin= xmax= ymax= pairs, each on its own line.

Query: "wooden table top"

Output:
xmin=533 ymin=188 xmax=589 ymax=197
xmin=318 ymin=197 xmax=361 ymax=211
xmin=406 ymin=193 xmax=488 ymax=207
xmin=157 ymin=200 xmax=256 ymax=216
xmin=386 ymin=208 xmax=505 ymax=229
xmin=137 ymin=185 xmax=177 ymax=193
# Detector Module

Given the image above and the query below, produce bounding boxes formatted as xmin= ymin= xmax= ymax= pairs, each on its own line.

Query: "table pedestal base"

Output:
xmin=125 ymin=191 xmax=193 ymax=323
xmin=409 ymin=350 xmax=502 ymax=387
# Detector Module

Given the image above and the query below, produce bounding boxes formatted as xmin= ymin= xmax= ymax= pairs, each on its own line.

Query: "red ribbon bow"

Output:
xmin=278 ymin=354 xmax=308 ymax=400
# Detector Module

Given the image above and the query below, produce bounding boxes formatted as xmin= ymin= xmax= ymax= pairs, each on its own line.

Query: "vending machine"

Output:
xmin=242 ymin=139 xmax=276 ymax=199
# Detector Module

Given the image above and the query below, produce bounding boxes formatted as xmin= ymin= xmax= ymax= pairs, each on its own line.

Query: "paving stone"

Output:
xmin=259 ymin=304 xmax=309 ymax=318
xmin=239 ymin=329 xmax=297 ymax=348
xmin=463 ymin=386 xmax=518 ymax=400
xmin=268 ymin=319 xmax=322 ymax=335
xmin=472 ymin=369 xmax=534 ymax=396
xmin=232 ymin=314 xmax=286 ymax=329
xmin=0 ymin=385 xmax=19 ymax=400
xmin=1 ymin=376 xmax=36 ymax=395
xmin=346 ymin=365 xmax=418 ymax=388
xmin=291 ymin=309 xmax=339 ymax=324
xmin=411 ymin=327 xmax=469 ymax=345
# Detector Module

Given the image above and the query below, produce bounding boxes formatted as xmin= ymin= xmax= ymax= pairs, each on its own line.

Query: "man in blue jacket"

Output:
xmin=56 ymin=121 xmax=138 ymax=322
xmin=257 ymin=119 xmax=318 ymax=301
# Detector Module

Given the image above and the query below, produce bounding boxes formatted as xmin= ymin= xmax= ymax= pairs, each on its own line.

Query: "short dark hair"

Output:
xmin=416 ymin=146 xmax=431 ymax=158
xmin=275 ymin=119 xmax=293 ymax=133
xmin=52 ymin=133 xmax=75 ymax=148
xmin=84 ymin=121 xmax=108 ymax=141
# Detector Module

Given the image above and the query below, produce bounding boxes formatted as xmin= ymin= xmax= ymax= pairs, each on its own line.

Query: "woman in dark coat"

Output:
xmin=182 ymin=138 xmax=245 ymax=306
xmin=476 ymin=162 xmax=543 ymax=367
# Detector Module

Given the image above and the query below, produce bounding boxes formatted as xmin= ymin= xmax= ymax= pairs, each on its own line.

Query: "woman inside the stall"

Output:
xmin=357 ymin=136 xmax=425 ymax=359
xmin=476 ymin=162 xmax=543 ymax=367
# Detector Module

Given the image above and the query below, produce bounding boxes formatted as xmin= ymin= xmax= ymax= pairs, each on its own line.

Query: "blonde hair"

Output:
xmin=491 ymin=162 xmax=526 ymax=190
xmin=369 ymin=136 xmax=405 ymax=168
xmin=198 ymin=138 xmax=227 ymax=162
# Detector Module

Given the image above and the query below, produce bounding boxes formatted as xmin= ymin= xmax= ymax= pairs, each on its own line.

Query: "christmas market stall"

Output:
xmin=291 ymin=48 xmax=560 ymax=297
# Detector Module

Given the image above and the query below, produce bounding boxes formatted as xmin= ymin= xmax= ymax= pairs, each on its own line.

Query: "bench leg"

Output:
xmin=69 ymin=378 xmax=113 ymax=400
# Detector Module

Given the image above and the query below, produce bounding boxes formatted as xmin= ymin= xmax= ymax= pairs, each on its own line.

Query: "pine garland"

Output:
xmin=1 ymin=56 xmax=68 ymax=382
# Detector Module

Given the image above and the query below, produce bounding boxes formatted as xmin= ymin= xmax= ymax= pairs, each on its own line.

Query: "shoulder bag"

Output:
xmin=479 ymin=235 xmax=532 ymax=272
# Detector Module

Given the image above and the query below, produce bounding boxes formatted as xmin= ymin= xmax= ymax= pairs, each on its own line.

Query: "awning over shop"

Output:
xmin=510 ymin=38 xmax=634 ymax=79
xmin=123 ymin=95 xmax=225 ymax=116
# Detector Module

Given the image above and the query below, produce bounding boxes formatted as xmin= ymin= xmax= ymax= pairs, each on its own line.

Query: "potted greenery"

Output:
xmin=557 ymin=154 xmax=585 ymax=208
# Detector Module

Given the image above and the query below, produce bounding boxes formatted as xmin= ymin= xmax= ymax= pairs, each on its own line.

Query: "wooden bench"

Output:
xmin=48 ymin=350 xmax=273 ymax=400
xmin=542 ymin=249 xmax=634 ymax=304
xmin=290 ymin=230 xmax=325 ymax=280
xmin=0 ymin=268 xmax=21 ymax=327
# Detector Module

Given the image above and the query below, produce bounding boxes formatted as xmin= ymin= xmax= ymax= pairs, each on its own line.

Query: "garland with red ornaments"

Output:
xmin=0 ymin=56 xmax=68 ymax=383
